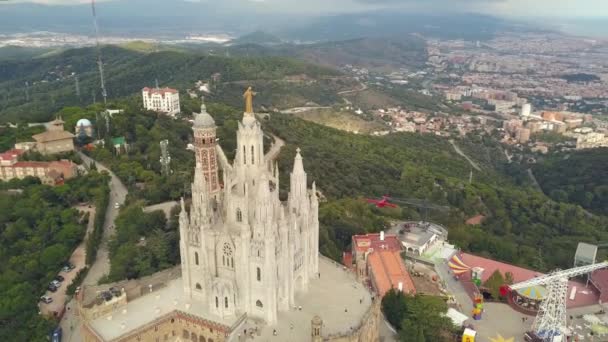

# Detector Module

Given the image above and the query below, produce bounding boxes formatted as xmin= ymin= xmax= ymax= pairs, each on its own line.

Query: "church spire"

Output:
xmin=292 ymin=148 xmax=305 ymax=175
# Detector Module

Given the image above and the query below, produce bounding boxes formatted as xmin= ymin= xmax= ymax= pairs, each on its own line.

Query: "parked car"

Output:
xmin=55 ymin=275 xmax=64 ymax=282
xmin=62 ymin=263 xmax=75 ymax=272
xmin=40 ymin=295 xmax=53 ymax=304
xmin=48 ymin=284 xmax=58 ymax=292
xmin=51 ymin=327 xmax=62 ymax=342
xmin=50 ymin=280 xmax=61 ymax=288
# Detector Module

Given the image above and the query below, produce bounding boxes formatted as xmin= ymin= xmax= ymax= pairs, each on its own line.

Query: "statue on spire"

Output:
xmin=243 ymin=86 xmax=256 ymax=114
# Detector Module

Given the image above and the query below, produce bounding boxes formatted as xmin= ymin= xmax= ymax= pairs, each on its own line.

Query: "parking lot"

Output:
xmin=38 ymin=205 xmax=93 ymax=317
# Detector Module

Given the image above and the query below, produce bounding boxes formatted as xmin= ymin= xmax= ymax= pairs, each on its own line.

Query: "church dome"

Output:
xmin=76 ymin=118 xmax=92 ymax=127
xmin=193 ymin=105 xmax=215 ymax=128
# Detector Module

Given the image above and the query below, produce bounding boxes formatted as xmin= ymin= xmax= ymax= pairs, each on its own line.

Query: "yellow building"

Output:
xmin=32 ymin=118 xmax=75 ymax=155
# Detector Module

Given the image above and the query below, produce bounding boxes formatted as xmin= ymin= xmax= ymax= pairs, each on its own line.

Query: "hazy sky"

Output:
xmin=3 ymin=0 xmax=608 ymax=18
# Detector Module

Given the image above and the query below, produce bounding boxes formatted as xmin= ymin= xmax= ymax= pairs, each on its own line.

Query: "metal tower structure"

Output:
xmin=160 ymin=139 xmax=171 ymax=176
xmin=506 ymin=261 xmax=608 ymax=341
xmin=24 ymin=81 xmax=30 ymax=102
xmin=75 ymin=75 xmax=81 ymax=99
xmin=91 ymin=0 xmax=108 ymax=106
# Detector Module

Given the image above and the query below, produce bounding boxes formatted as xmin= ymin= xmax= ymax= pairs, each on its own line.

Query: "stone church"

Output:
xmin=78 ymin=91 xmax=379 ymax=342
xmin=179 ymin=100 xmax=320 ymax=325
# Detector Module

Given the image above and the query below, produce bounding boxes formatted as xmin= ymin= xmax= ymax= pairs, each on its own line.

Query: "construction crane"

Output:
xmin=91 ymin=0 xmax=107 ymax=106
xmin=502 ymin=261 xmax=608 ymax=341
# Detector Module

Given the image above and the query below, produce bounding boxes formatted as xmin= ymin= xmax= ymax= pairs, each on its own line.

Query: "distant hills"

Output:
xmin=0 ymin=45 xmax=354 ymax=123
xmin=0 ymin=0 xmax=526 ymax=42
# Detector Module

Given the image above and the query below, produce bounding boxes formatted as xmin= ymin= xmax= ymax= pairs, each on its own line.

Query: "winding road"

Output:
xmin=449 ymin=139 xmax=481 ymax=172
xmin=59 ymin=153 xmax=128 ymax=342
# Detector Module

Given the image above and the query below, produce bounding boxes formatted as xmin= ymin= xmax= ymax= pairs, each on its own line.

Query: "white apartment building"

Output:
xmin=142 ymin=87 xmax=180 ymax=116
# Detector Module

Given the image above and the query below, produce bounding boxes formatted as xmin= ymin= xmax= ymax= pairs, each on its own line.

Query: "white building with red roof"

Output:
xmin=142 ymin=87 xmax=180 ymax=116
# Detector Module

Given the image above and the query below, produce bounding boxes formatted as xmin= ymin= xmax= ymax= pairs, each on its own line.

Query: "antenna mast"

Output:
xmin=160 ymin=139 xmax=171 ymax=176
xmin=91 ymin=0 xmax=108 ymax=106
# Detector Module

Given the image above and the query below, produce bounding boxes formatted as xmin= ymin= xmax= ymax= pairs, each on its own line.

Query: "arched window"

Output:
xmin=191 ymin=332 xmax=197 ymax=341
xmin=222 ymin=255 xmax=225 ymax=266
xmin=199 ymin=337 xmax=206 ymax=342
xmin=236 ymin=208 xmax=242 ymax=222
xmin=195 ymin=283 xmax=202 ymax=290
xmin=215 ymin=296 xmax=219 ymax=308
xmin=183 ymin=330 xmax=189 ymax=338
xmin=223 ymin=243 xmax=233 ymax=268
xmin=256 ymin=267 xmax=261 ymax=282
xmin=208 ymin=339 xmax=214 ymax=342
xmin=243 ymin=145 xmax=246 ymax=165
xmin=256 ymin=300 xmax=263 ymax=308
xmin=251 ymin=145 xmax=255 ymax=164
xmin=224 ymin=296 xmax=228 ymax=308
xmin=195 ymin=252 xmax=199 ymax=266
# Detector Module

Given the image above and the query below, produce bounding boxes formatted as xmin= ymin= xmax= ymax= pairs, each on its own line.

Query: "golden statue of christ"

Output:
xmin=243 ymin=86 xmax=256 ymax=114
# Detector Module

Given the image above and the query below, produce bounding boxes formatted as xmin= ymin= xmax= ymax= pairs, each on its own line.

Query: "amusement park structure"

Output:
xmin=502 ymin=261 xmax=608 ymax=341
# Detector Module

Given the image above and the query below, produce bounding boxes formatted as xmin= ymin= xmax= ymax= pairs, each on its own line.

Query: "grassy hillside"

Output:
xmin=0 ymin=45 xmax=344 ymax=123
xmin=264 ymin=113 xmax=608 ymax=269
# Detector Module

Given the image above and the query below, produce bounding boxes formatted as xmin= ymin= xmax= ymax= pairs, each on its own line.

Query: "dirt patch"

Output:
xmin=408 ymin=262 xmax=444 ymax=296
xmin=294 ymin=108 xmax=386 ymax=134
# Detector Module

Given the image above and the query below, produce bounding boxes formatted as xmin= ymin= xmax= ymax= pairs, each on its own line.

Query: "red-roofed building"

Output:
xmin=0 ymin=151 xmax=76 ymax=185
xmin=0 ymin=149 xmax=24 ymax=166
xmin=350 ymin=232 xmax=402 ymax=280
xmin=451 ymin=252 xmax=599 ymax=309
xmin=590 ymin=269 xmax=608 ymax=303
xmin=368 ymin=250 xmax=416 ymax=297
xmin=142 ymin=87 xmax=180 ymax=116
xmin=465 ymin=214 xmax=486 ymax=226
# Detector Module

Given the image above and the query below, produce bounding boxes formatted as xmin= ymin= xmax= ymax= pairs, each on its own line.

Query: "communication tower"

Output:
xmin=160 ymin=139 xmax=171 ymax=176
xmin=91 ymin=0 xmax=108 ymax=106
xmin=24 ymin=81 xmax=30 ymax=102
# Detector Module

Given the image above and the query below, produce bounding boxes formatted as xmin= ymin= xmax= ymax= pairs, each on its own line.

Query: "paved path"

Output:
xmin=59 ymin=152 xmax=128 ymax=342
xmin=264 ymin=134 xmax=285 ymax=163
xmin=449 ymin=139 xmax=482 ymax=172
xmin=281 ymin=106 xmax=331 ymax=114
xmin=143 ymin=201 xmax=178 ymax=220
xmin=78 ymin=152 xmax=128 ymax=285
xmin=337 ymin=82 xmax=368 ymax=95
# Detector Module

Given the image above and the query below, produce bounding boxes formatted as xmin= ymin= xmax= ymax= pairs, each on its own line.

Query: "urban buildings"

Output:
xmin=142 ymin=87 xmax=181 ymax=116
xmin=78 ymin=94 xmax=380 ymax=342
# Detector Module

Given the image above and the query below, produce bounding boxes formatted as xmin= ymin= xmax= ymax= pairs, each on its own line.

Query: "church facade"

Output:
xmin=179 ymin=102 xmax=320 ymax=325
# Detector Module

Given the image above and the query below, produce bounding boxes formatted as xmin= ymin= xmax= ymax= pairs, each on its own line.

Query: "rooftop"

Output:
xmin=32 ymin=130 xmax=75 ymax=143
xmin=454 ymin=252 xmax=600 ymax=308
xmin=143 ymin=87 xmax=178 ymax=95
xmin=368 ymin=250 xmax=416 ymax=297
xmin=352 ymin=233 xmax=402 ymax=254
xmin=86 ymin=257 xmax=373 ymax=341
xmin=0 ymin=149 xmax=24 ymax=161
xmin=87 ymin=276 xmax=238 ymax=341
xmin=575 ymin=242 xmax=598 ymax=263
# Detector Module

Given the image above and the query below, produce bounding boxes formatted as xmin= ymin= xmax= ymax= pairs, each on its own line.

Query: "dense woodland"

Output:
xmin=382 ymin=289 xmax=458 ymax=342
xmin=534 ymin=148 xmax=608 ymax=216
xmin=0 ymin=46 xmax=344 ymax=123
xmin=0 ymin=172 xmax=109 ymax=341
